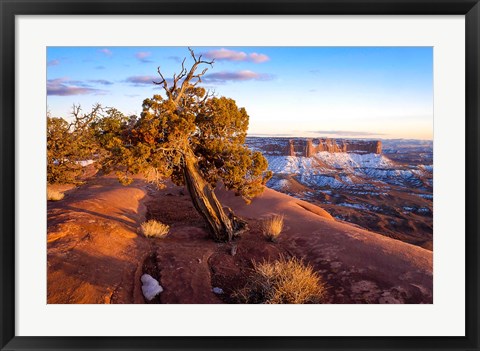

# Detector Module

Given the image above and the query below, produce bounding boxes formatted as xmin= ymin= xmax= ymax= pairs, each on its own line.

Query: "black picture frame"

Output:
xmin=1 ymin=0 xmax=479 ymax=350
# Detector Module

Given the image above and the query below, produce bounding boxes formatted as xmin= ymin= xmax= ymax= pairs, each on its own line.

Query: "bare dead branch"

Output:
xmin=152 ymin=49 xmax=215 ymax=109
xmin=153 ymin=67 xmax=174 ymax=100
xmin=154 ymin=146 xmax=177 ymax=153
xmin=200 ymin=89 xmax=215 ymax=104
xmin=178 ymin=57 xmax=187 ymax=80
xmin=173 ymin=51 xmax=214 ymax=106
xmin=189 ymin=47 xmax=196 ymax=62
xmin=67 ymin=104 xmax=102 ymax=132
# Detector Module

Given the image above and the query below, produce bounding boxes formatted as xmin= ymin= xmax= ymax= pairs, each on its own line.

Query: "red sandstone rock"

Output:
xmin=261 ymin=138 xmax=382 ymax=157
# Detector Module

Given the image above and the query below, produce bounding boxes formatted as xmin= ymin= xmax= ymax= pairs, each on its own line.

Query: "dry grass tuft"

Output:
xmin=261 ymin=214 xmax=284 ymax=241
xmin=140 ymin=219 xmax=170 ymax=238
xmin=233 ymin=256 xmax=327 ymax=304
xmin=47 ymin=188 xmax=64 ymax=201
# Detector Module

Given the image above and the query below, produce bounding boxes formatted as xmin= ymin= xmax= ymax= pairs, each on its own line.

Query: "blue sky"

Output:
xmin=47 ymin=46 xmax=433 ymax=140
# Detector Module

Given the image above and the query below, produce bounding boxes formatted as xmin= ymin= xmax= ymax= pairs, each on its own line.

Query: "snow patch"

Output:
xmin=413 ymin=193 xmax=433 ymax=200
xmin=314 ymin=151 xmax=394 ymax=170
xmin=266 ymin=152 xmax=394 ymax=177
xmin=264 ymin=151 xmax=432 ymax=190
xmin=141 ymin=274 xmax=163 ymax=301
xmin=76 ymin=159 xmax=94 ymax=167
xmin=212 ymin=287 xmax=224 ymax=294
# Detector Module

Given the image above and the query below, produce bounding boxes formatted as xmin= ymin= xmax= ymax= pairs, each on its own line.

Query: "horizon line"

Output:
xmin=247 ymin=134 xmax=433 ymax=141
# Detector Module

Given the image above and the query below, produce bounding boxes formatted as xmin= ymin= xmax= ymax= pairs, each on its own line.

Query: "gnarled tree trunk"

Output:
xmin=182 ymin=150 xmax=246 ymax=242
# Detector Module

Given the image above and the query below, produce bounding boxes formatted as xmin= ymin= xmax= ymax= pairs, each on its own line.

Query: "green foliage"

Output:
xmin=194 ymin=97 xmax=271 ymax=202
xmin=47 ymin=117 xmax=74 ymax=183
xmin=91 ymin=108 xmax=138 ymax=184
xmin=47 ymin=105 xmax=101 ymax=184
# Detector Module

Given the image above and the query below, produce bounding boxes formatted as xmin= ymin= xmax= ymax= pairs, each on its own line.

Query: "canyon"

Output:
xmin=246 ymin=137 xmax=433 ymax=250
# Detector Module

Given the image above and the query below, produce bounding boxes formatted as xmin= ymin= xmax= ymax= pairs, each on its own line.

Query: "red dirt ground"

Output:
xmin=47 ymin=174 xmax=432 ymax=304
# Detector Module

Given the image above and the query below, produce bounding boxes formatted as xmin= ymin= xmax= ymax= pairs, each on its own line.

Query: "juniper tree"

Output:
xmin=98 ymin=48 xmax=271 ymax=242
xmin=47 ymin=105 xmax=101 ymax=184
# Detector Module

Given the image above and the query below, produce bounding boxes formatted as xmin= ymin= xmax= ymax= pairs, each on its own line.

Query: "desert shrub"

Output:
xmin=47 ymin=106 xmax=104 ymax=184
xmin=261 ymin=214 xmax=284 ymax=241
xmin=47 ymin=188 xmax=64 ymax=201
xmin=140 ymin=219 xmax=170 ymax=238
xmin=233 ymin=256 xmax=326 ymax=304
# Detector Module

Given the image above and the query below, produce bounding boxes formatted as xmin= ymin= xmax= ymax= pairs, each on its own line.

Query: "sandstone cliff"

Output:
xmin=248 ymin=137 xmax=382 ymax=157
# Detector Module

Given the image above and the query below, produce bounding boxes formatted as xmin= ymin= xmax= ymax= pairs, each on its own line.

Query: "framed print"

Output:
xmin=1 ymin=0 xmax=479 ymax=350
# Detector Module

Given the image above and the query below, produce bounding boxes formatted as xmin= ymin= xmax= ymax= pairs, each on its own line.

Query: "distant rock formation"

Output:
xmin=307 ymin=138 xmax=382 ymax=156
xmin=249 ymin=137 xmax=382 ymax=157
